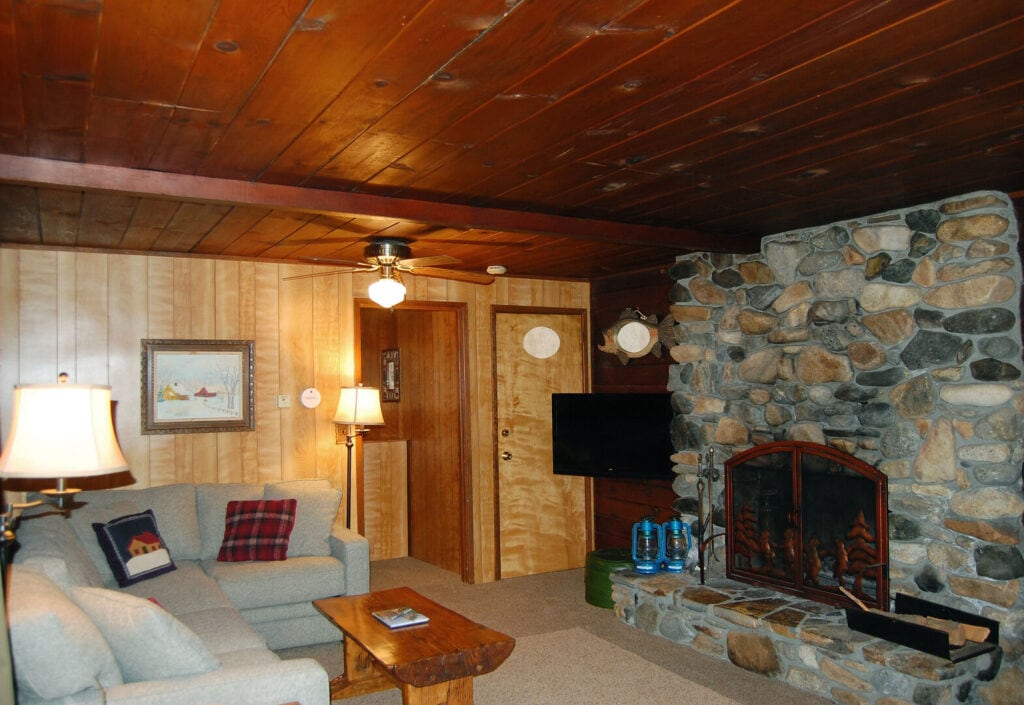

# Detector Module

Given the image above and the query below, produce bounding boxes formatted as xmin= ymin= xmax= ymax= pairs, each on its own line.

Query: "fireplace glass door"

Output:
xmin=725 ymin=441 xmax=889 ymax=609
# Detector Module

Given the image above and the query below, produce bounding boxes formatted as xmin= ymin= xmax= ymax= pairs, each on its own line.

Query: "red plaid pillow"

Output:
xmin=217 ymin=498 xmax=297 ymax=562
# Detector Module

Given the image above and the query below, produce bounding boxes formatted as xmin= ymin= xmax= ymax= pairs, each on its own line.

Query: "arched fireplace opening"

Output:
xmin=725 ymin=441 xmax=889 ymax=610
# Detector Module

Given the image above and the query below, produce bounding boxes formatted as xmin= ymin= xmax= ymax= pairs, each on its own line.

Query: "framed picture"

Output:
xmin=141 ymin=339 xmax=255 ymax=434
xmin=381 ymin=348 xmax=400 ymax=402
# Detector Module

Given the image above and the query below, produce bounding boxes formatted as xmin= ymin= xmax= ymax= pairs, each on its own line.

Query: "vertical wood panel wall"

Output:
xmin=0 ymin=246 xmax=588 ymax=583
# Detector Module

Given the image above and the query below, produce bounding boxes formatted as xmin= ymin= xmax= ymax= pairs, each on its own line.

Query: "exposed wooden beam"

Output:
xmin=0 ymin=155 xmax=761 ymax=254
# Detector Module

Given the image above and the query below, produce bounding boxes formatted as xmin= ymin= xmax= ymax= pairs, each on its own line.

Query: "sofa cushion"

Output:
xmin=218 ymin=498 xmax=297 ymax=562
xmin=175 ymin=607 xmax=268 ymax=655
xmin=7 ymin=567 xmax=123 ymax=700
xmin=197 ymin=483 xmax=264 ymax=560
xmin=92 ymin=509 xmax=177 ymax=586
xmin=11 ymin=513 xmax=105 ymax=589
xmin=121 ymin=561 xmax=235 ymax=615
xmin=68 ymin=500 xmax=143 ymax=587
xmin=76 ymin=484 xmax=202 ymax=560
xmin=265 ymin=479 xmax=342 ymax=557
xmin=69 ymin=586 xmax=220 ymax=683
xmin=201 ymin=556 xmax=345 ymax=610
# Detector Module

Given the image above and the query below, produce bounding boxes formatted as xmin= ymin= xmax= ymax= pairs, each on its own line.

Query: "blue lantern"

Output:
xmin=631 ymin=516 xmax=663 ymax=574
xmin=662 ymin=516 xmax=692 ymax=572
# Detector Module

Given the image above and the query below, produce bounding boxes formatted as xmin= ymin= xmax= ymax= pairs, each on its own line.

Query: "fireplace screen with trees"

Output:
xmin=725 ymin=441 xmax=889 ymax=610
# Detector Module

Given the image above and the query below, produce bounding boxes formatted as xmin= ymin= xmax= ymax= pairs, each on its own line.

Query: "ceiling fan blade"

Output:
xmin=398 ymin=254 xmax=461 ymax=268
xmin=283 ymin=268 xmax=365 ymax=281
xmin=408 ymin=267 xmax=495 ymax=285
xmin=301 ymin=257 xmax=377 ymax=269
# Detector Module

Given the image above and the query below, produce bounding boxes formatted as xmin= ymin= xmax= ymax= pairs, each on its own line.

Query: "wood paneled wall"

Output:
xmin=590 ymin=265 xmax=677 ymax=549
xmin=0 ymin=246 xmax=588 ymax=583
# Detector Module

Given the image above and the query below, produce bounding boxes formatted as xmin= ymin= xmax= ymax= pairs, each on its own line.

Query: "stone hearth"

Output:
xmin=612 ymin=570 xmax=1007 ymax=705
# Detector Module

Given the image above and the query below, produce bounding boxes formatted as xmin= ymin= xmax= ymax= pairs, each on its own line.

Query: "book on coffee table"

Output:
xmin=372 ymin=606 xmax=430 ymax=628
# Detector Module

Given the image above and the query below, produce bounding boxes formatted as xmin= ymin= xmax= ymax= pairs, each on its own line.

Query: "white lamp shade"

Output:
xmin=333 ymin=386 xmax=385 ymax=426
xmin=0 ymin=384 xmax=129 ymax=479
xmin=367 ymin=277 xmax=406 ymax=308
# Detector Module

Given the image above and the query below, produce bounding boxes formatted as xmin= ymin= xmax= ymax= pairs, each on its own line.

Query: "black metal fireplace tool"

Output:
xmin=694 ymin=448 xmax=725 ymax=584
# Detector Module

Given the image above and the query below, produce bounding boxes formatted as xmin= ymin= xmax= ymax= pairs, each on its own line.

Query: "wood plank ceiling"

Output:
xmin=0 ymin=0 xmax=1021 ymax=282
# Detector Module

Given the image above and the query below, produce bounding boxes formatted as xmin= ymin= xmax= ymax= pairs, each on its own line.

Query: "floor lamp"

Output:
xmin=333 ymin=385 xmax=384 ymax=530
xmin=0 ymin=381 xmax=129 ymax=701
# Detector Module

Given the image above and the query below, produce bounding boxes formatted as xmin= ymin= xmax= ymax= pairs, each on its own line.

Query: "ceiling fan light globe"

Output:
xmin=368 ymin=277 xmax=406 ymax=308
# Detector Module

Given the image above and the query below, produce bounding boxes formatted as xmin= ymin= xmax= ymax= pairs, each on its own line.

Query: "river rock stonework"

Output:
xmin=654 ymin=191 xmax=1022 ymax=703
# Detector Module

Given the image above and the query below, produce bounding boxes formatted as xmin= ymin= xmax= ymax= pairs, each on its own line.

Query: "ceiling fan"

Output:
xmin=285 ymin=237 xmax=495 ymax=308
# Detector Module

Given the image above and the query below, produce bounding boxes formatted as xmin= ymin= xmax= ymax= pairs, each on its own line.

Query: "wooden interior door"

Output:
xmin=494 ymin=309 xmax=589 ymax=578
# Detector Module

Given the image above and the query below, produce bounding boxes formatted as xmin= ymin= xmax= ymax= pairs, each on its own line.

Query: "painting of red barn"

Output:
xmin=142 ymin=339 xmax=254 ymax=435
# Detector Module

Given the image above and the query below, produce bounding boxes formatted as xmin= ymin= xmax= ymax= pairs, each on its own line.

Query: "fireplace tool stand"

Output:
xmin=695 ymin=448 xmax=725 ymax=584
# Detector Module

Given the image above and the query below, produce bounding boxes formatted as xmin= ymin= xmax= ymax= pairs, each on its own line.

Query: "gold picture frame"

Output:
xmin=141 ymin=339 xmax=255 ymax=434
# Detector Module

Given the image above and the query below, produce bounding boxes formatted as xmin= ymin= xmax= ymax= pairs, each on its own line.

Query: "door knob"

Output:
xmin=501 ymin=451 xmax=512 ymax=461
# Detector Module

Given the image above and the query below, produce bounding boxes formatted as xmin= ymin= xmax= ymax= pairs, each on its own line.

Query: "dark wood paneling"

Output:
xmin=590 ymin=265 xmax=678 ymax=549
xmin=399 ymin=308 xmax=463 ymax=574
xmin=593 ymin=476 xmax=676 ymax=550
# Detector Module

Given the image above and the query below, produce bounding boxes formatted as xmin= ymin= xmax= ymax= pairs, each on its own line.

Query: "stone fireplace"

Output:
xmin=613 ymin=191 xmax=1023 ymax=704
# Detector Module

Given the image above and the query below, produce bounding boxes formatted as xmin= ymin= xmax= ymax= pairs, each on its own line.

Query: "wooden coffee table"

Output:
xmin=313 ymin=587 xmax=515 ymax=705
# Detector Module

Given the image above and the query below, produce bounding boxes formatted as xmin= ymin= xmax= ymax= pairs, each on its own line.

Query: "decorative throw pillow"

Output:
xmin=69 ymin=586 xmax=219 ymax=683
xmin=68 ymin=499 xmax=143 ymax=586
xmin=196 ymin=483 xmax=264 ymax=560
xmin=217 ymin=498 xmax=297 ymax=562
xmin=8 ymin=568 xmax=123 ymax=699
xmin=92 ymin=509 xmax=176 ymax=587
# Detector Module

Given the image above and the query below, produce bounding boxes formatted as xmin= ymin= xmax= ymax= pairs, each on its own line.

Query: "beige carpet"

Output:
xmin=338 ymin=626 xmax=756 ymax=705
xmin=280 ymin=557 xmax=831 ymax=705
xmin=479 ymin=627 xmax=762 ymax=705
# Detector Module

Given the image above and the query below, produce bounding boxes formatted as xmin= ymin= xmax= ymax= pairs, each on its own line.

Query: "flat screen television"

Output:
xmin=551 ymin=392 xmax=675 ymax=480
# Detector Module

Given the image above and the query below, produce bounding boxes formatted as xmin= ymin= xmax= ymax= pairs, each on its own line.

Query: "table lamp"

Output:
xmin=0 ymin=381 xmax=130 ymax=579
xmin=332 ymin=385 xmax=384 ymax=529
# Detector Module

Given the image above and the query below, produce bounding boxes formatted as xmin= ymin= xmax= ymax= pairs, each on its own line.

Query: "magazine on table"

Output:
xmin=372 ymin=606 xmax=430 ymax=628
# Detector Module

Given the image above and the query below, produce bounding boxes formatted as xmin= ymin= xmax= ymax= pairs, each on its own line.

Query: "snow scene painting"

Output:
xmin=142 ymin=340 xmax=254 ymax=434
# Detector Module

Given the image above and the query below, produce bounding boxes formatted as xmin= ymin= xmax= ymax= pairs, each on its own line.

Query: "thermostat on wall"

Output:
xmin=300 ymin=387 xmax=322 ymax=408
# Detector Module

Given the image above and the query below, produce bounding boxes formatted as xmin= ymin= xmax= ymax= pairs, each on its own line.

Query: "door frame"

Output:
xmin=490 ymin=305 xmax=593 ymax=580
xmin=355 ymin=298 xmax=475 ymax=583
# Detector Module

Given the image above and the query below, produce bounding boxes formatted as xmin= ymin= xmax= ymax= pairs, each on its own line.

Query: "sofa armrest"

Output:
xmin=329 ymin=526 xmax=369 ymax=595
xmin=104 ymin=657 xmax=329 ymax=705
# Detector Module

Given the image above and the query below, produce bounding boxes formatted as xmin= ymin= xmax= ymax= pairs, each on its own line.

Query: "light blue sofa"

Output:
xmin=8 ymin=479 xmax=369 ymax=705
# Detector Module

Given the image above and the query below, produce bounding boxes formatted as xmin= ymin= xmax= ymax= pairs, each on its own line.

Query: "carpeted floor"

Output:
xmin=279 ymin=557 xmax=832 ymax=705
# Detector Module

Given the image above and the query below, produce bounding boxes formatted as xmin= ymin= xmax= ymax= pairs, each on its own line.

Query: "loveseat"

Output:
xmin=7 ymin=479 xmax=370 ymax=705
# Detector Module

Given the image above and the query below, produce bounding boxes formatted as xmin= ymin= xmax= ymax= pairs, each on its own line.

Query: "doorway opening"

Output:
xmin=357 ymin=300 xmax=473 ymax=582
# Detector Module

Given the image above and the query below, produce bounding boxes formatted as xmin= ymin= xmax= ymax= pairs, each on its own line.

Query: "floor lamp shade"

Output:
xmin=0 ymin=384 xmax=129 ymax=479
xmin=333 ymin=386 xmax=385 ymax=427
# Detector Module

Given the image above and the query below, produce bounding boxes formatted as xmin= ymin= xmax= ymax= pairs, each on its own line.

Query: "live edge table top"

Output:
xmin=314 ymin=586 xmax=516 ymax=689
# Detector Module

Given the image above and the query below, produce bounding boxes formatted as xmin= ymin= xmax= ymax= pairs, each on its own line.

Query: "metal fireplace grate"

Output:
xmin=725 ymin=441 xmax=889 ymax=610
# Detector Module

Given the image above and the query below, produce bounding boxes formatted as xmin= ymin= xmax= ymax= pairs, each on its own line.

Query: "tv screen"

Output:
xmin=551 ymin=393 xmax=676 ymax=480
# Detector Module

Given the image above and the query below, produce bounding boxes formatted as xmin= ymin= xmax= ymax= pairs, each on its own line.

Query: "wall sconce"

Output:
xmin=367 ymin=266 xmax=406 ymax=309
xmin=332 ymin=385 xmax=385 ymax=529
xmin=0 ymin=382 xmax=129 ymax=576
